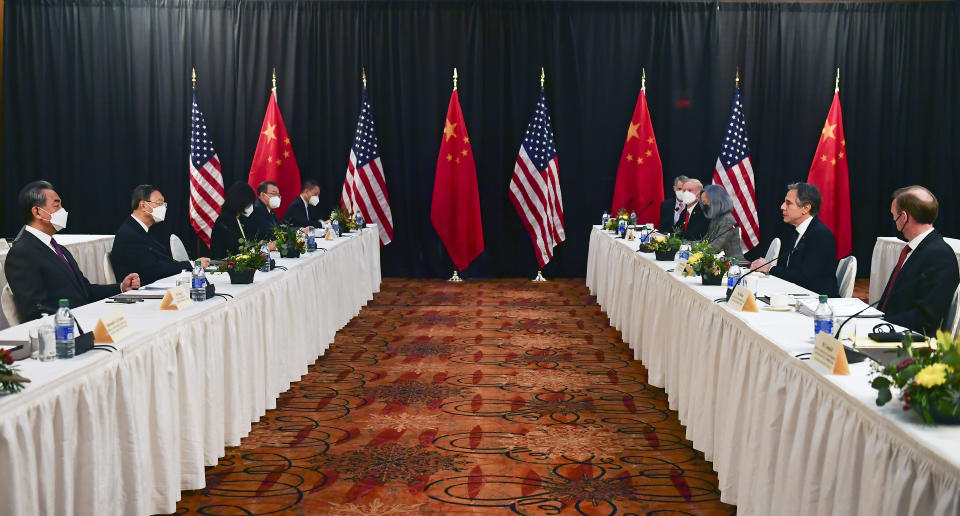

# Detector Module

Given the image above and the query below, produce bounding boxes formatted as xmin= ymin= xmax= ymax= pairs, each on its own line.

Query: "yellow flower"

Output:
xmin=688 ymin=252 xmax=703 ymax=264
xmin=654 ymin=236 xmax=666 ymax=242
xmin=914 ymin=363 xmax=954 ymax=388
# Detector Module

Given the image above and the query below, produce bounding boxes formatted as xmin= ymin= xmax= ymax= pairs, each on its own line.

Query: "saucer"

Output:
xmin=763 ymin=305 xmax=794 ymax=312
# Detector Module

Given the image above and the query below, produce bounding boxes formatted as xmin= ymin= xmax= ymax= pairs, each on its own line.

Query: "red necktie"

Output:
xmin=881 ymin=245 xmax=911 ymax=311
xmin=684 ymin=209 xmax=691 ymax=231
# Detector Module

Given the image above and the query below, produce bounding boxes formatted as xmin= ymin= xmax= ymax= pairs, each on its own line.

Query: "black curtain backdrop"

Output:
xmin=3 ymin=1 xmax=958 ymax=278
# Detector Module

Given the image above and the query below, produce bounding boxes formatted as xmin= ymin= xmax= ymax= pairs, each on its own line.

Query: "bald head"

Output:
xmin=893 ymin=185 xmax=938 ymax=224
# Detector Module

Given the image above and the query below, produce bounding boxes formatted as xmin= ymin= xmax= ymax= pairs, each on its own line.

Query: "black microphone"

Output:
xmin=833 ymin=269 xmax=927 ymax=339
xmin=708 ymin=222 xmax=740 ymax=243
xmin=636 ymin=200 xmax=655 ymax=218
xmin=726 ymin=237 xmax=807 ymax=301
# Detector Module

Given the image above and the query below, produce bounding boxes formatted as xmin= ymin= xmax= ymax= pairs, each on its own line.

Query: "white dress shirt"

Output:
xmin=793 ymin=216 xmax=813 ymax=248
xmin=131 ymin=214 xmax=150 ymax=233
xmin=23 ymin=225 xmax=56 ymax=254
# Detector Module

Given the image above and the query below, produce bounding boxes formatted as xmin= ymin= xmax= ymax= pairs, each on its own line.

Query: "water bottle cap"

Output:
xmin=819 ymin=294 xmax=828 ymax=302
xmin=58 ymin=299 xmax=68 ymax=307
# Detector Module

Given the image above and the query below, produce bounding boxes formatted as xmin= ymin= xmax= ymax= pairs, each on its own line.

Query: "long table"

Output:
xmin=0 ymin=234 xmax=115 ymax=329
xmin=586 ymin=227 xmax=960 ymax=516
xmin=0 ymin=227 xmax=380 ymax=515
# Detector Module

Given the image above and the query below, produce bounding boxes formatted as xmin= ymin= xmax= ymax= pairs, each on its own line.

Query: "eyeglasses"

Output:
xmin=145 ymin=200 xmax=168 ymax=208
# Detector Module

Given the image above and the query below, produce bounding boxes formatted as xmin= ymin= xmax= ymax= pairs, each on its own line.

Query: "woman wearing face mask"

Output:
xmin=210 ymin=182 xmax=256 ymax=259
xmin=701 ymin=185 xmax=744 ymax=261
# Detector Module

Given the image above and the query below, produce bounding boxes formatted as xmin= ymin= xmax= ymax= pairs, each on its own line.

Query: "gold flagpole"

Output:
xmin=641 ymin=67 xmax=646 ymax=93
xmin=736 ymin=67 xmax=740 ymax=88
xmin=448 ymin=66 xmax=463 ymax=282
xmin=835 ymin=67 xmax=840 ymax=93
xmin=362 ymin=67 xmax=367 ymax=89
xmin=191 ymin=67 xmax=196 ymax=88
xmin=533 ymin=66 xmax=549 ymax=283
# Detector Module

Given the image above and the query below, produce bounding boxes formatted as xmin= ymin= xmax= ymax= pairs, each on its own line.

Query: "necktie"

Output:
xmin=305 ymin=199 xmax=310 ymax=221
xmin=50 ymin=237 xmax=75 ymax=275
xmin=881 ymin=245 xmax=912 ymax=311
xmin=684 ymin=209 xmax=691 ymax=231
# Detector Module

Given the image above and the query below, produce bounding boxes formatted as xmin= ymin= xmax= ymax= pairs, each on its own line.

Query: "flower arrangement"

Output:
xmin=603 ymin=208 xmax=630 ymax=231
xmin=687 ymin=242 xmax=735 ymax=278
xmin=648 ymin=233 xmax=683 ymax=254
xmin=871 ymin=330 xmax=960 ymax=424
xmin=272 ymin=224 xmax=304 ymax=257
xmin=0 ymin=348 xmax=29 ymax=394
xmin=222 ymin=239 xmax=268 ymax=273
xmin=330 ymin=208 xmax=360 ymax=232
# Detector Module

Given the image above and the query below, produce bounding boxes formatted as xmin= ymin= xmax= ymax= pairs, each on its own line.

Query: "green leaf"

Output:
xmin=871 ymin=376 xmax=891 ymax=390
xmin=901 ymin=364 xmax=921 ymax=382
xmin=876 ymin=387 xmax=892 ymax=406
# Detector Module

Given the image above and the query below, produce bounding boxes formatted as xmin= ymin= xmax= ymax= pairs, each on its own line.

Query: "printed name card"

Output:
xmin=159 ymin=285 xmax=194 ymax=311
xmin=675 ymin=257 xmax=688 ymax=275
xmin=93 ymin=310 xmax=133 ymax=343
xmin=811 ymin=332 xmax=850 ymax=375
xmin=727 ymin=284 xmax=759 ymax=312
xmin=325 ymin=228 xmax=336 ymax=241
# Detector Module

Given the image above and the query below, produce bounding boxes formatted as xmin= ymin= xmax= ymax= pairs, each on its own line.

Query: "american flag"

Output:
xmin=712 ymin=86 xmax=760 ymax=250
xmin=508 ymin=90 xmax=565 ymax=267
xmin=341 ymin=87 xmax=393 ymax=245
xmin=189 ymin=86 xmax=225 ymax=247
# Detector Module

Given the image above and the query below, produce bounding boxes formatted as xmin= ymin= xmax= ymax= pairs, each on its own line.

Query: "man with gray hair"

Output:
xmin=5 ymin=181 xmax=140 ymax=322
xmin=750 ymin=182 xmax=839 ymax=297
xmin=658 ymin=174 xmax=689 ymax=232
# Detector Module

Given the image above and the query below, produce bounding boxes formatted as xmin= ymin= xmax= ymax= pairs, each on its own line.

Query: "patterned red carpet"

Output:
xmin=172 ymin=279 xmax=734 ymax=515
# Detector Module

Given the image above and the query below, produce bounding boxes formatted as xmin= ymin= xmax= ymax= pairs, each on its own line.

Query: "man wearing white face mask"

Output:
xmin=245 ymin=180 xmax=282 ymax=240
xmin=110 ymin=185 xmax=211 ymax=286
xmin=5 ymin=180 xmax=140 ymax=322
xmin=283 ymin=179 xmax=323 ymax=227
xmin=658 ymin=174 xmax=689 ymax=233
xmin=673 ymin=179 xmax=709 ymax=240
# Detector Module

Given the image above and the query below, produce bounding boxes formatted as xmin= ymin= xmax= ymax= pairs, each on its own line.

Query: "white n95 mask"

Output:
xmin=268 ymin=196 xmax=281 ymax=209
xmin=308 ymin=195 xmax=320 ymax=206
xmin=149 ymin=204 xmax=167 ymax=223
xmin=679 ymin=190 xmax=697 ymax=205
xmin=40 ymin=207 xmax=68 ymax=232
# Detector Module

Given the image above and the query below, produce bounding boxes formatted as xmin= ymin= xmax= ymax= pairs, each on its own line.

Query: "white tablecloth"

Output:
xmin=0 ymin=227 xmax=380 ymax=515
xmin=869 ymin=236 xmax=960 ymax=303
xmin=586 ymin=226 xmax=960 ymax=516
xmin=0 ymin=234 xmax=115 ymax=329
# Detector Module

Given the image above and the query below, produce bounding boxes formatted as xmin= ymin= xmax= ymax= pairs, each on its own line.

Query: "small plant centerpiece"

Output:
xmin=220 ymin=239 xmax=269 ymax=284
xmin=330 ymin=208 xmax=359 ymax=234
xmin=273 ymin=224 xmax=304 ymax=257
xmin=648 ymin=233 xmax=683 ymax=261
xmin=686 ymin=241 xmax=734 ymax=285
xmin=0 ymin=348 xmax=29 ymax=395
xmin=603 ymin=208 xmax=631 ymax=236
xmin=871 ymin=330 xmax=960 ymax=425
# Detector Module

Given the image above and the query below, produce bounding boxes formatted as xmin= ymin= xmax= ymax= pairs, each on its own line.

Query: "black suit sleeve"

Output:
xmin=4 ymin=246 xmax=51 ymax=321
xmin=883 ymin=246 xmax=960 ymax=334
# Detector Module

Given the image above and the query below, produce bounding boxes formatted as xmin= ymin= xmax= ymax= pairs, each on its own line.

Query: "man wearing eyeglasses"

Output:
xmin=110 ymin=184 xmax=210 ymax=286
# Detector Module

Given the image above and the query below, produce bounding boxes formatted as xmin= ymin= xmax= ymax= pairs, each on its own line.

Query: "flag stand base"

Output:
xmin=532 ymin=270 xmax=548 ymax=282
xmin=448 ymin=270 xmax=463 ymax=282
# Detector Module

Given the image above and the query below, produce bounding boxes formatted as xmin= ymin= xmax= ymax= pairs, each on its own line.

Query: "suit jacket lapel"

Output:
xmin=23 ymin=232 xmax=86 ymax=294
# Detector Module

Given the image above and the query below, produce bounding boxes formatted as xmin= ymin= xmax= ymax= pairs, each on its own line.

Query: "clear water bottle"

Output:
xmin=617 ymin=218 xmax=627 ymax=238
xmin=355 ymin=212 xmax=365 ymax=228
xmin=260 ymin=244 xmax=271 ymax=272
xmin=39 ymin=314 xmax=57 ymax=362
xmin=54 ymin=299 xmax=75 ymax=359
xmin=601 ymin=211 xmax=609 ymax=227
xmin=814 ymin=294 xmax=834 ymax=336
xmin=727 ymin=264 xmax=742 ymax=289
xmin=678 ymin=242 xmax=692 ymax=260
xmin=307 ymin=233 xmax=317 ymax=252
xmin=629 ymin=211 xmax=638 ymax=226
xmin=176 ymin=269 xmax=191 ymax=288
xmin=332 ymin=218 xmax=340 ymax=236
xmin=190 ymin=260 xmax=206 ymax=302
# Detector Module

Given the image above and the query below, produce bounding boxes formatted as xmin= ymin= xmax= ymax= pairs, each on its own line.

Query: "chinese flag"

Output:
xmin=611 ymin=87 xmax=663 ymax=225
xmin=430 ymin=89 xmax=484 ymax=271
xmin=807 ymin=91 xmax=852 ymax=259
xmin=248 ymin=89 xmax=302 ymax=220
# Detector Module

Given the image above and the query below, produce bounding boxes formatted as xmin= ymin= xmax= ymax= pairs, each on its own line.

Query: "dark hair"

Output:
xmin=673 ymin=175 xmax=689 ymax=187
xmin=130 ymin=184 xmax=160 ymax=212
xmin=223 ymin=181 xmax=256 ymax=216
xmin=787 ymin=182 xmax=822 ymax=216
xmin=301 ymin=179 xmax=320 ymax=192
xmin=257 ymin=181 xmax=278 ymax=195
xmin=18 ymin=180 xmax=53 ymax=223
xmin=893 ymin=185 xmax=938 ymax=224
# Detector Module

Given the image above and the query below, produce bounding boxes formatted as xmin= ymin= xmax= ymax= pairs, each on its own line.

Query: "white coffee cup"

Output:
xmin=769 ymin=293 xmax=791 ymax=309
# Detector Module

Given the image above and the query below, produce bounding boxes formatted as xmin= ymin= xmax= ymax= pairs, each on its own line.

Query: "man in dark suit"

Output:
xmin=658 ymin=174 xmax=688 ymax=233
xmin=4 ymin=181 xmax=140 ymax=322
xmin=282 ymin=179 xmax=324 ymax=227
xmin=751 ymin=182 xmax=839 ymax=297
xmin=879 ymin=186 xmax=960 ymax=334
xmin=673 ymin=179 xmax=709 ymax=240
xmin=245 ymin=180 xmax=281 ymax=240
xmin=110 ymin=185 xmax=211 ymax=286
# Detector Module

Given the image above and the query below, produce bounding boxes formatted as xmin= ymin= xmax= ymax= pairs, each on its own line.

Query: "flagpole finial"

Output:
xmin=835 ymin=67 xmax=840 ymax=93
xmin=452 ymin=67 xmax=458 ymax=91
xmin=540 ymin=67 xmax=545 ymax=89
xmin=191 ymin=67 xmax=196 ymax=88
xmin=641 ymin=67 xmax=646 ymax=92
xmin=362 ymin=67 xmax=367 ymax=89
xmin=735 ymin=67 xmax=740 ymax=88
xmin=272 ymin=68 xmax=277 ymax=90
